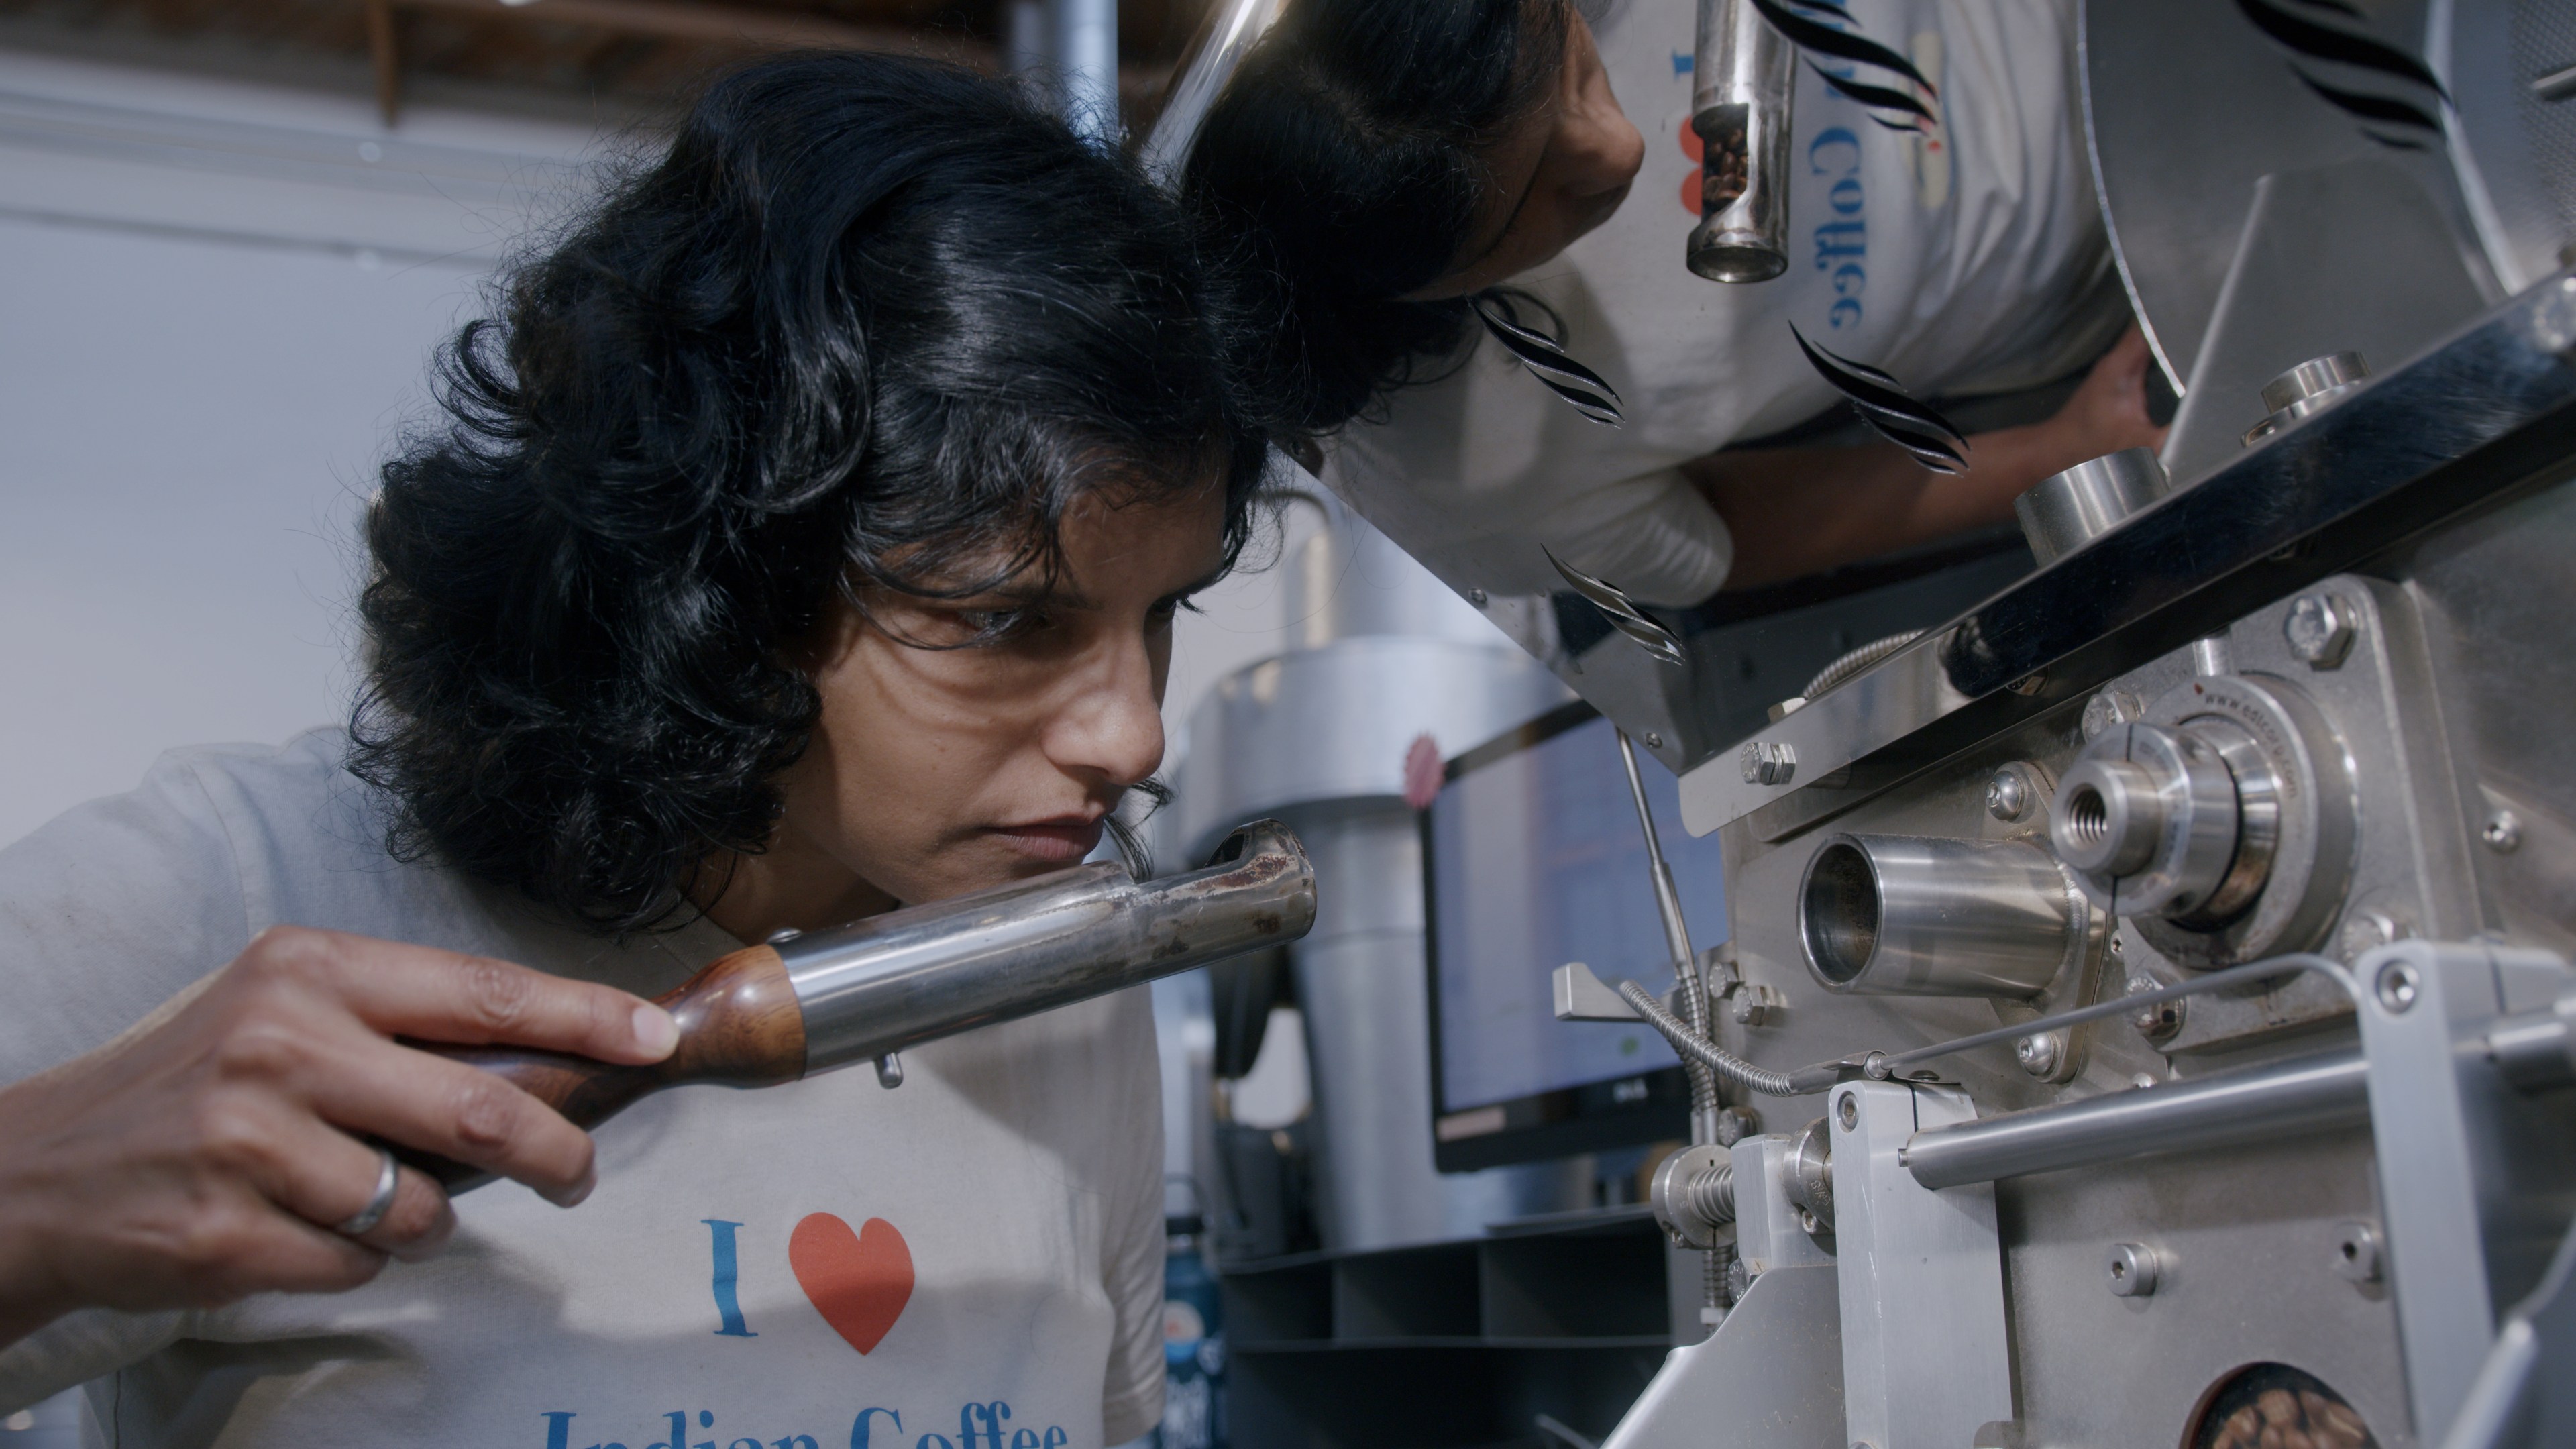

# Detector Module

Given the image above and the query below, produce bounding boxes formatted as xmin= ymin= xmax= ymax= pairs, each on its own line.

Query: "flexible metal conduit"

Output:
xmin=1900 ymin=1048 xmax=2371 ymax=1189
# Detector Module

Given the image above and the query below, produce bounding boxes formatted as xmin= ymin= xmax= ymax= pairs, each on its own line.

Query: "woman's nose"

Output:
xmin=1046 ymin=635 xmax=1167 ymax=788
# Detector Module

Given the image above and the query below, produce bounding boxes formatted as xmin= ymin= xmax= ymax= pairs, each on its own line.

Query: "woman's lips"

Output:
xmin=985 ymin=817 xmax=1107 ymax=863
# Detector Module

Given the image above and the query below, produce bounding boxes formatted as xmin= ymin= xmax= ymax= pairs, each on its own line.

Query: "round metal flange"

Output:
xmin=2054 ymin=724 xmax=2242 ymax=917
xmin=2135 ymin=674 xmax=2356 ymax=968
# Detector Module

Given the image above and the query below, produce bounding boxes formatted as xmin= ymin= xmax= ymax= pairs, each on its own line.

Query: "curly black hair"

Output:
xmin=352 ymin=52 xmax=1285 ymax=933
xmin=1181 ymin=0 xmax=1566 ymax=434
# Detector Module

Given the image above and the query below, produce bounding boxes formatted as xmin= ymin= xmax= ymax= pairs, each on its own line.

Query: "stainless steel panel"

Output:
xmin=1597 ymin=1263 xmax=1843 ymax=1449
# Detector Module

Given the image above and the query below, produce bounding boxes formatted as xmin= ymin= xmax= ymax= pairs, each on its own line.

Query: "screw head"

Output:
xmin=2106 ymin=1242 xmax=2161 ymax=1297
xmin=2484 ymin=810 xmax=2524 ymax=853
xmin=2377 ymin=960 xmax=2421 ymax=1014
xmin=1739 ymin=740 xmax=1798 ymax=786
xmin=1466 ymin=588 xmax=1489 ymax=608
xmin=1644 ymin=731 xmax=1664 ymax=749
xmin=2332 ymin=1220 xmax=2383 ymax=1285
xmin=1836 ymin=1092 xmax=1859 ymax=1129
xmin=2015 ymin=1032 xmax=2063 ymax=1076
xmin=1986 ymin=768 xmax=2031 ymax=822
xmin=2284 ymin=594 xmax=2357 ymax=667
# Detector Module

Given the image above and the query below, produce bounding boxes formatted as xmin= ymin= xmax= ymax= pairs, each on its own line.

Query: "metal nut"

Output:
xmin=2484 ymin=810 xmax=2524 ymax=853
xmin=2106 ymin=1242 xmax=2161 ymax=1297
xmin=2332 ymin=1220 xmax=2383 ymax=1285
xmin=1739 ymin=740 xmax=1798 ymax=786
xmin=2082 ymin=689 xmax=2144 ymax=742
xmin=2284 ymin=594 xmax=2357 ymax=668
xmin=2015 ymin=1031 xmax=2064 ymax=1077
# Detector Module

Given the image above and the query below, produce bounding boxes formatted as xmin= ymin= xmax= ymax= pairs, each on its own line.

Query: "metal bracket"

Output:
xmin=1831 ymin=1080 xmax=2015 ymax=1449
xmin=2357 ymin=940 xmax=2576 ymax=1442
xmin=1554 ymin=961 xmax=1644 ymax=1022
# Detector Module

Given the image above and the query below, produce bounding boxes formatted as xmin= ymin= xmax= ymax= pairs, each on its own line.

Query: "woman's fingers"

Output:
xmin=241 ymin=927 xmax=676 ymax=1064
xmin=297 ymin=1028 xmax=602 ymax=1205
xmin=242 ymin=1105 xmax=458 ymax=1257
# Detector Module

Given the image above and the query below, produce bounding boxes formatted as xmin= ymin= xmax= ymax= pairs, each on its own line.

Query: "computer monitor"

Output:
xmin=1423 ymin=701 xmax=1730 ymax=1173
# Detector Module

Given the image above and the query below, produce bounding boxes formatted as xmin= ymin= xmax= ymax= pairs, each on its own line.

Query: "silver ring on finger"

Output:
xmin=336 ymin=1146 xmax=402 ymax=1237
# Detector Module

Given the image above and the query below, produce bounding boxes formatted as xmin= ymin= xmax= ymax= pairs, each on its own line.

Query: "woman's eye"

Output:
xmin=957 ymin=608 xmax=1044 ymax=642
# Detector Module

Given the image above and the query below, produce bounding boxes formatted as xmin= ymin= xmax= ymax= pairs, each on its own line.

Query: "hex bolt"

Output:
xmin=1986 ymin=768 xmax=2031 ymax=822
xmin=2332 ymin=1221 xmax=2383 ymax=1285
xmin=2284 ymin=594 xmax=2357 ymax=668
xmin=2106 ymin=1242 xmax=2161 ymax=1297
xmin=2484 ymin=810 xmax=2524 ymax=854
xmin=2081 ymin=688 xmax=2146 ymax=743
xmin=1739 ymin=740 xmax=1799 ymax=786
xmin=2377 ymin=961 xmax=2421 ymax=1014
xmin=2015 ymin=1031 xmax=2065 ymax=1077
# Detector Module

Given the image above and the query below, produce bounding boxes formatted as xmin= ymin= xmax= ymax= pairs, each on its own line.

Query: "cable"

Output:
xmin=1619 ymin=979 xmax=1803 ymax=1097
xmin=1801 ymin=628 xmax=1929 ymax=700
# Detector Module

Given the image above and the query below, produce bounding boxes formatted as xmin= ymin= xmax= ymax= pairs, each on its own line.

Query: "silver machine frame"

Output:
xmin=1149 ymin=0 xmax=2576 ymax=1444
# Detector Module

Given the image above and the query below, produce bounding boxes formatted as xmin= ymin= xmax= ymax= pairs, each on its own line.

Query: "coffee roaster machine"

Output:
xmin=1148 ymin=0 xmax=2576 ymax=1446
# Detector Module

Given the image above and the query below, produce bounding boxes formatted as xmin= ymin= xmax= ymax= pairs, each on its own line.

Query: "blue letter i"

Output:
xmin=703 ymin=1219 xmax=757 ymax=1337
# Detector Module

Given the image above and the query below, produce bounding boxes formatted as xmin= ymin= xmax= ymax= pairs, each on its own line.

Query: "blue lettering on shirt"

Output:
xmin=1809 ymin=126 xmax=1866 ymax=328
xmin=704 ymin=1220 xmax=759 ymax=1338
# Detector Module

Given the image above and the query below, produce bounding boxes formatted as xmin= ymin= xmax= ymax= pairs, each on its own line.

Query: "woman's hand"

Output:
xmin=0 ymin=927 xmax=678 ymax=1350
xmin=2035 ymin=324 xmax=2168 ymax=466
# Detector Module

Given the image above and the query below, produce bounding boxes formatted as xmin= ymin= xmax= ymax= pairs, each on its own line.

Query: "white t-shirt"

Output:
xmin=1323 ymin=0 xmax=2126 ymax=606
xmin=0 ymin=731 xmax=1168 ymax=1449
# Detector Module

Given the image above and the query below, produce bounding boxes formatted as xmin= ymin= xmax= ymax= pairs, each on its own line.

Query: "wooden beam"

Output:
xmin=387 ymin=0 xmax=998 ymax=67
xmin=366 ymin=0 xmax=402 ymax=125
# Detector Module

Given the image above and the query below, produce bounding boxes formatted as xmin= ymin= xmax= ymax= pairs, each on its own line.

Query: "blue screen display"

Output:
xmin=1428 ymin=713 xmax=1729 ymax=1112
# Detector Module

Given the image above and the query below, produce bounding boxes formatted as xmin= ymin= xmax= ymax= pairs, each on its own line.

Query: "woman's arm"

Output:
xmin=1686 ymin=327 xmax=2169 ymax=592
xmin=0 ymin=928 xmax=676 ymax=1352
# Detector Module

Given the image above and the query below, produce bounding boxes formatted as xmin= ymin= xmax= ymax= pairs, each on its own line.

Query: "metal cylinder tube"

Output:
xmin=1796 ymin=834 xmax=2089 ymax=998
xmin=1902 ymin=1049 xmax=2370 ymax=1189
xmin=2013 ymin=447 xmax=2171 ymax=565
xmin=2244 ymin=350 xmax=2372 ymax=445
xmin=1687 ymin=0 xmax=1793 ymax=282
xmin=780 ymin=820 xmax=1316 ymax=1072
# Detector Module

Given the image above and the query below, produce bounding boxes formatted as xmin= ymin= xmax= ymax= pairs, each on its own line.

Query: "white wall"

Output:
xmin=0 ymin=51 xmax=614 ymax=844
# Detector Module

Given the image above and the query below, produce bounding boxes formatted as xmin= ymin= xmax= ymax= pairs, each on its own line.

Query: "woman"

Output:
xmin=0 ymin=54 xmax=1284 ymax=1446
xmin=1186 ymin=0 xmax=2165 ymax=606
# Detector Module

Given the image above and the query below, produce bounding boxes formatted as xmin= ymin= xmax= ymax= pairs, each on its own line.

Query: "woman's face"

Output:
xmin=721 ymin=482 xmax=1230 ymax=930
xmin=1413 ymin=9 xmax=1645 ymax=300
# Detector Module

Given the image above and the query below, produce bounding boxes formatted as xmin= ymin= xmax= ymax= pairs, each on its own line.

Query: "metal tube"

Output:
xmin=1902 ymin=1048 xmax=2371 ymax=1190
xmin=1617 ymin=729 xmax=1721 ymax=1142
xmin=1797 ymin=833 xmax=2089 ymax=998
xmin=1056 ymin=0 xmax=1120 ymax=144
xmin=1688 ymin=0 xmax=1793 ymax=282
xmin=780 ymin=820 xmax=1315 ymax=1072
xmin=2013 ymin=447 xmax=2171 ymax=566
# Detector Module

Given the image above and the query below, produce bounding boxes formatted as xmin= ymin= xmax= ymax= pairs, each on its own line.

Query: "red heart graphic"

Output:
xmin=789 ymin=1213 xmax=915 ymax=1355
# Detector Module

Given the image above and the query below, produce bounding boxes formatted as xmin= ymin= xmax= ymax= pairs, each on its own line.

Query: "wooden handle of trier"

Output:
xmin=396 ymin=944 xmax=808 ymax=1189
